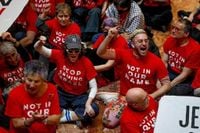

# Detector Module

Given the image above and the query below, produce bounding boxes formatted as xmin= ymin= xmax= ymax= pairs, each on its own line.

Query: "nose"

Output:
xmin=29 ymin=81 xmax=36 ymax=88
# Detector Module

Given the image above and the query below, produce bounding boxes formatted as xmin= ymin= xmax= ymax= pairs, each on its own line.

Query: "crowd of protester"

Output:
xmin=0 ymin=0 xmax=200 ymax=132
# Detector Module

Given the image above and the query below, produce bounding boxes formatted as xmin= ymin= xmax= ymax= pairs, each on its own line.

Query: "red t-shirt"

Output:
xmin=50 ymin=50 xmax=97 ymax=95
xmin=92 ymin=34 xmax=129 ymax=49
xmin=15 ymin=5 xmax=38 ymax=33
xmin=72 ymin=0 xmax=104 ymax=9
xmin=192 ymin=69 xmax=200 ymax=88
xmin=5 ymin=83 xmax=60 ymax=133
xmin=30 ymin=0 xmax=64 ymax=17
xmin=120 ymin=96 xmax=158 ymax=133
xmin=116 ymin=49 xmax=168 ymax=96
xmin=46 ymin=19 xmax=81 ymax=49
xmin=143 ymin=0 xmax=171 ymax=7
xmin=163 ymin=36 xmax=199 ymax=74
xmin=0 ymin=58 xmax=25 ymax=86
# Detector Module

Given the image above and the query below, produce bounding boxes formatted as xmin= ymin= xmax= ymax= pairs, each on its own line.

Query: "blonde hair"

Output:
xmin=56 ymin=3 xmax=71 ymax=16
xmin=130 ymin=29 xmax=146 ymax=40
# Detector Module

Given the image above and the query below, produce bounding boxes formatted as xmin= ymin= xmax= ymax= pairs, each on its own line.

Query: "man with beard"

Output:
xmin=96 ymin=28 xmax=170 ymax=128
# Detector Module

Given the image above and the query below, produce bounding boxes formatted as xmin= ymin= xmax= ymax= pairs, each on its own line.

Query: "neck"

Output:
xmin=177 ymin=37 xmax=189 ymax=46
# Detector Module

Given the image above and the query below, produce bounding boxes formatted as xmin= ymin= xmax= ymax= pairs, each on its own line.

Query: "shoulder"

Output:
xmin=9 ymin=84 xmax=25 ymax=97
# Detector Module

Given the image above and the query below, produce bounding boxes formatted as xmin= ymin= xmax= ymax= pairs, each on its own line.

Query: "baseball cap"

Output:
xmin=64 ymin=34 xmax=82 ymax=50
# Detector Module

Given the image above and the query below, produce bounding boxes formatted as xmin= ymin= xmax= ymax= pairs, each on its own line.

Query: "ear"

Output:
xmin=129 ymin=41 xmax=135 ymax=48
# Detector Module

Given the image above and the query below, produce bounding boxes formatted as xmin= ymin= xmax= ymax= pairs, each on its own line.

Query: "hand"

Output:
xmin=108 ymin=26 xmax=120 ymax=38
xmin=1 ymin=32 xmax=16 ymax=42
xmin=84 ymin=104 xmax=95 ymax=117
xmin=32 ymin=112 xmax=47 ymax=122
xmin=34 ymin=36 xmax=46 ymax=48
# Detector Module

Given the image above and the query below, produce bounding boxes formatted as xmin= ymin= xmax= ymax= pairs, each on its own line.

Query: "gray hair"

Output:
xmin=0 ymin=41 xmax=17 ymax=56
xmin=24 ymin=60 xmax=48 ymax=80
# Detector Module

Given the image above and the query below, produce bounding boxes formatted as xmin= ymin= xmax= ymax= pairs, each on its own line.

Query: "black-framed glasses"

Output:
xmin=66 ymin=49 xmax=81 ymax=54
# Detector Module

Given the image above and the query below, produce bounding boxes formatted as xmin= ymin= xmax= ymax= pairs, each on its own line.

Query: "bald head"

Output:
xmin=126 ymin=88 xmax=148 ymax=111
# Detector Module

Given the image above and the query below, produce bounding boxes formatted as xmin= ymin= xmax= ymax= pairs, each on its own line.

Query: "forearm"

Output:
xmin=151 ymin=76 xmax=171 ymax=99
xmin=34 ymin=40 xmax=51 ymax=58
xmin=170 ymin=69 xmax=192 ymax=87
xmin=18 ymin=31 xmax=36 ymax=47
xmin=44 ymin=114 xmax=61 ymax=125
xmin=151 ymin=83 xmax=171 ymax=99
xmin=94 ymin=60 xmax=115 ymax=72
xmin=12 ymin=117 xmax=34 ymax=128
xmin=88 ymin=78 xmax=97 ymax=99
xmin=96 ymin=35 xmax=112 ymax=56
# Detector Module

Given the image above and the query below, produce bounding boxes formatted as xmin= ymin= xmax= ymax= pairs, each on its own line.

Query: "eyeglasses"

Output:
xmin=66 ymin=49 xmax=81 ymax=54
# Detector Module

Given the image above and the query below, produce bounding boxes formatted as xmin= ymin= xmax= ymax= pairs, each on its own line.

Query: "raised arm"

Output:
xmin=34 ymin=36 xmax=51 ymax=58
xmin=96 ymin=27 xmax=119 ymax=59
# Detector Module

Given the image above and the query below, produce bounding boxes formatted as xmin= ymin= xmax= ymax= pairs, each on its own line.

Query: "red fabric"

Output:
xmin=5 ymin=83 xmax=60 ymax=133
xmin=93 ymin=34 xmax=129 ymax=81
xmin=192 ymin=69 xmax=200 ymax=88
xmin=46 ymin=19 xmax=81 ymax=49
xmin=120 ymin=96 xmax=158 ymax=133
xmin=15 ymin=5 xmax=37 ymax=33
xmin=50 ymin=50 xmax=97 ymax=95
xmin=119 ymin=11 xmax=129 ymax=26
xmin=163 ymin=36 xmax=199 ymax=74
xmin=92 ymin=34 xmax=128 ymax=49
xmin=115 ymin=49 xmax=168 ymax=96
xmin=0 ymin=58 xmax=25 ymax=86
xmin=185 ymin=46 xmax=200 ymax=69
xmin=30 ymin=0 xmax=65 ymax=17
xmin=0 ymin=89 xmax=4 ymax=104
xmin=0 ymin=127 xmax=8 ymax=133
xmin=72 ymin=0 xmax=105 ymax=9
xmin=143 ymin=0 xmax=170 ymax=7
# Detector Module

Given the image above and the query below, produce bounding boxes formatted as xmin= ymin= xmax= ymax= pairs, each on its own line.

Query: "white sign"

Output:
xmin=155 ymin=96 xmax=200 ymax=133
xmin=0 ymin=0 xmax=29 ymax=34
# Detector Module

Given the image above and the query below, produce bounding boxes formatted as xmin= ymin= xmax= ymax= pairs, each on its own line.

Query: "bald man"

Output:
xmin=120 ymin=88 xmax=158 ymax=133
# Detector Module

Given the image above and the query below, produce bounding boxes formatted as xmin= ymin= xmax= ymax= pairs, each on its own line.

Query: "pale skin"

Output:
xmin=126 ymin=88 xmax=149 ymax=111
xmin=97 ymin=28 xmax=171 ymax=99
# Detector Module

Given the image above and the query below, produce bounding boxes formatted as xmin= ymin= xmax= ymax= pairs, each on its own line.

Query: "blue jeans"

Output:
xmin=58 ymin=88 xmax=99 ymax=122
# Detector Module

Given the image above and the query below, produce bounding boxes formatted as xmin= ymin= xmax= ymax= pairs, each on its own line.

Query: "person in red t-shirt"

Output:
xmin=36 ymin=3 xmax=81 ymax=50
xmin=5 ymin=5 xmax=38 ymax=57
xmin=34 ymin=34 xmax=99 ymax=128
xmin=97 ymin=28 xmax=170 ymax=128
xmin=162 ymin=19 xmax=199 ymax=96
xmin=36 ymin=3 xmax=81 ymax=80
xmin=0 ymin=41 xmax=31 ymax=130
xmin=120 ymin=87 xmax=158 ymax=133
xmin=5 ymin=60 xmax=61 ymax=133
xmin=85 ymin=17 xmax=129 ymax=87
xmin=29 ymin=0 xmax=64 ymax=17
